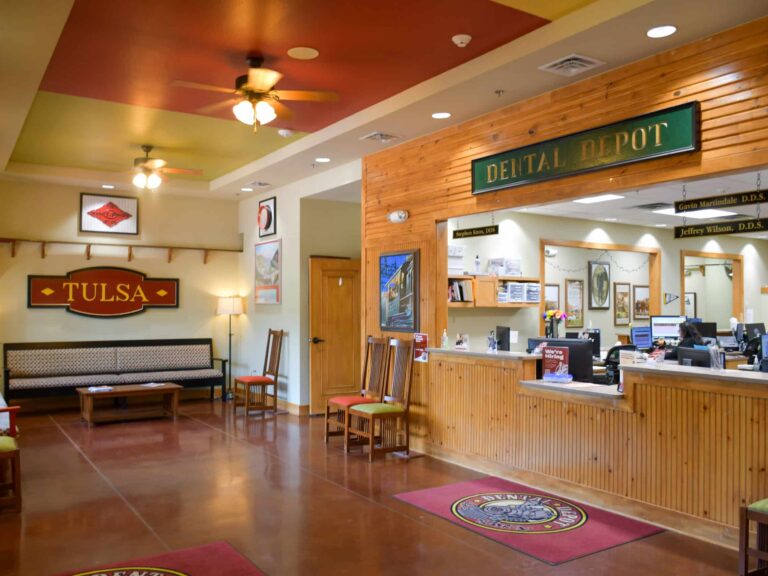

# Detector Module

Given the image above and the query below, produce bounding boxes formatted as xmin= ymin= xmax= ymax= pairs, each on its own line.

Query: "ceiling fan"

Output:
xmin=173 ymin=56 xmax=338 ymax=132
xmin=132 ymin=145 xmax=203 ymax=190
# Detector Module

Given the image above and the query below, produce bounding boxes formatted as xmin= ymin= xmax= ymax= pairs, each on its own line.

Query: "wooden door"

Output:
xmin=309 ymin=257 xmax=361 ymax=414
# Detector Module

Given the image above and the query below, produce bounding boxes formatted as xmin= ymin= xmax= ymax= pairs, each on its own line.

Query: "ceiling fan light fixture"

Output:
xmin=233 ymin=100 xmax=255 ymax=125
xmin=146 ymin=172 xmax=162 ymax=190
xmin=232 ymin=99 xmax=277 ymax=127
xmin=132 ymin=171 xmax=148 ymax=189
xmin=255 ymin=101 xmax=277 ymax=125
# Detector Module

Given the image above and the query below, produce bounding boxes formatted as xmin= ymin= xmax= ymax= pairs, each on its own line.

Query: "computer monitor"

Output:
xmin=585 ymin=329 xmax=600 ymax=358
xmin=718 ymin=335 xmax=739 ymax=351
xmin=496 ymin=326 xmax=511 ymax=352
xmin=745 ymin=323 xmax=766 ymax=339
xmin=527 ymin=337 xmax=594 ymax=382
xmin=650 ymin=315 xmax=687 ymax=341
xmin=696 ymin=322 xmax=718 ymax=339
xmin=565 ymin=332 xmax=579 ymax=339
xmin=677 ymin=347 xmax=712 ymax=368
xmin=631 ymin=326 xmax=653 ymax=350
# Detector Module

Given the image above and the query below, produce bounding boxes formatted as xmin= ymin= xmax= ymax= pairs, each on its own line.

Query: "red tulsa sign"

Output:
xmin=28 ymin=267 xmax=179 ymax=317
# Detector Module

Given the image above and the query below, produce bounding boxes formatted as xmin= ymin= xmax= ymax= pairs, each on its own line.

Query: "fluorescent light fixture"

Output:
xmin=432 ymin=112 xmax=451 ymax=119
xmin=604 ymin=218 xmax=618 ymax=222
xmin=647 ymin=25 xmax=677 ymax=39
xmin=573 ymin=194 xmax=624 ymax=204
xmin=101 ymin=184 xmax=115 ymax=190
xmin=655 ymin=223 xmax=667 ymax=227
xmin=240 ymin=187 xmax=254 ymax=192
xmin=315 ymin=157 xmax=331 ymax=163
xmin=652 ymin=207 xmax=736 ymax=219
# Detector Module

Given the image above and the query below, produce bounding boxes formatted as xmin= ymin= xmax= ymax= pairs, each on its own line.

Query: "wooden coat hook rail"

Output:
xmin=0 ymin=237 xmax=242 ymax=264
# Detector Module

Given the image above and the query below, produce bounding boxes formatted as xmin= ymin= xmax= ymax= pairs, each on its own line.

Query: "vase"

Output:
xmin=548 ymin=318 xmax=558 ymax=338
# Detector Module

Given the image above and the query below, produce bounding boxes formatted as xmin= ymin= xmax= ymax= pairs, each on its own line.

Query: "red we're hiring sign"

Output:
xmin=542 ymin=346 xmax=570 ymax=376
xmin=28 ymin=267 xmax=179 ymax=318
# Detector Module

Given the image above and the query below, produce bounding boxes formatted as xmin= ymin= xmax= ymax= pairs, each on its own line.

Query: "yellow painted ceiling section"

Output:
xmin=491 ymin=0 xmax=599 ymax=20
xmin=11 ymin=91 xmax=305 ymax=180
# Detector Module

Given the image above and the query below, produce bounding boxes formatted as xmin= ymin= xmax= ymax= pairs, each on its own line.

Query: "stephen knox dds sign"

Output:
xmin=28 ymin=267 xmax=179 ymax=317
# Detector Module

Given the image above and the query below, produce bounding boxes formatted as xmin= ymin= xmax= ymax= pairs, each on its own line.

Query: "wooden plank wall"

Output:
xmin=425 ymin=357 xmax=767 ymax=528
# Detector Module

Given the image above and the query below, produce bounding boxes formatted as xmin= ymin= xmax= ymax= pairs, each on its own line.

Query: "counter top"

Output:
xmin=520 ymin=379 xmax=624 ymax=399
xmin=621 ymin=362 xmax=768 ymax=385
xmin=427 ymin=348 xmax=540 ymax=360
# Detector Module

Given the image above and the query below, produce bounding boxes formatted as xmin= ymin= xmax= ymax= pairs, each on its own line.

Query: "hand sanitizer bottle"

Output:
xmin=441 ymin=329 xmax=449 ymax=349
xmin=474 ymin=255 xmax=481 ymax=274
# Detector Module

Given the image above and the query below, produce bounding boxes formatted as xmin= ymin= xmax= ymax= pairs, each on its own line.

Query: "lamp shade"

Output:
xmin=217 ymin=296 xmax=243 ymax=315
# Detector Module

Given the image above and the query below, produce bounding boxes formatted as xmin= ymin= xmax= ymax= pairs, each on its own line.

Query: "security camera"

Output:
xmin=452 ymin=34 xmax=472 ymax=48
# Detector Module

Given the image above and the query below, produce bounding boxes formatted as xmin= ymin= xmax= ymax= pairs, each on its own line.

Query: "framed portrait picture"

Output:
xmin=258 ymin=196 xmax=276 ymax=237
xmin=588 ymin=261 xmax=610 ymax=309
xmin=633 ymin=285 xmax=650 ymax=320
xmin=564 ymin=278 xmax=584 ymax=328
xmin=79 ymin=193 xmax=138 ymax=235
xmin=614 ymin=282 xmax=631 ymax=326
xmin=254 ymin=239 xmax=281 ymax=304
xmin=544 ymin=283 xmax=560 ymax=311
xmin=684 ymin=292 xmax=697 ymax=318
xmin=379 ymin=249 xmax=418 ymax=332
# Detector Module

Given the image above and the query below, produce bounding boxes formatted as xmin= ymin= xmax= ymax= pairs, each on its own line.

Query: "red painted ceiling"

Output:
xmin=41 ymin=0 xmax=548 ymax=133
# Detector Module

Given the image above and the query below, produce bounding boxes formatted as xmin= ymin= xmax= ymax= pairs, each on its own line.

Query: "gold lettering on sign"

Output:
xmin=486 ymin=164 xmax=498 ymax=183
xmin=537 ymin=152 xmax=551 ymax=173
xmin=63 ymin=282 xmax=78 ymax=302
xmin=116 ymin=284 xmax=130 ymax=302
xmin=614 ymin=131 xmax=629 ymax=153
xmin=580 ymin=139 xmax=595 ymax=162
xmin=649 ymin=122 xmax=668 ymax=147
xmin=499 ymin=160 xmax=509 ymax=180
xmin=132 ymin=285 xmax=149 ymax=302
xmin=553 ymin=146 xmax=565 ymax=168
xmin=631 ymin=127 xmax=647 ymax=151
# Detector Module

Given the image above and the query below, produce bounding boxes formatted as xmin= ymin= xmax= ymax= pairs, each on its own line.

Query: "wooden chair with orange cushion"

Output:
xmin=740 ymin=499 xmax=768 ymax=575
xmin=0 ymin=404 xmax=21 ymax=512
xmin=233 ymin=329 xmax=284 ymax=415
xmin=348 ymin=338 xmax=414 ymax=462
xmin=324 ymin=336 xmax=390 ymax=450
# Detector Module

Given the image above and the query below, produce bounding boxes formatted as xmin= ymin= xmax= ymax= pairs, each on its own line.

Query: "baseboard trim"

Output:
xmin=277 ymin=398 xmax=309 ymax=416
xmin=411 ymin=437 xmax=738 ymax=551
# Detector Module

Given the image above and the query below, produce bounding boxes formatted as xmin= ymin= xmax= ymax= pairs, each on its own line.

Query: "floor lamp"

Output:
xmin=217 ymin=296 xmax=243 ymax=401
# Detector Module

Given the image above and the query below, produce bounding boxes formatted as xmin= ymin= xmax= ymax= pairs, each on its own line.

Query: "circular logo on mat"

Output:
xmin=72 ymin=568 xmax=189 ymax=576
xmin=451 ymin=492 xmax=587 ymax=534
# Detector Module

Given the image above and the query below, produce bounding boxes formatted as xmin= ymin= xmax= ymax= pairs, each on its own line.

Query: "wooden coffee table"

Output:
xmin=76 ymin=383 xmax=182 ymax=426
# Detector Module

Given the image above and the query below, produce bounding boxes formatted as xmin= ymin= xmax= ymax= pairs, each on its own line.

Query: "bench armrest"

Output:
xmin=212 ymin=357 xmax=228 ymax=369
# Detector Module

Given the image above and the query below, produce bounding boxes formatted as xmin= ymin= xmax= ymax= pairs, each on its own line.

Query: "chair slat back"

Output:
xmin=263 ymin=329 xmax=284 ymax=379
xmin=362 ymin=336 xmax=390 ymax=400
xmin=384 ymin=338 xmax=414 ymax=409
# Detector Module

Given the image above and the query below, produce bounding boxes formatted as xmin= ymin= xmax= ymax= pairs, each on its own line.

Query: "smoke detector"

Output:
xmin=452 ymin=34 xmax=472 ymax=48
xmin=539 ymin=54 xmax=605 ymax=77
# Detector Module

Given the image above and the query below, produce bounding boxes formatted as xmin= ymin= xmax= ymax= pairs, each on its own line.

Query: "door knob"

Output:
xmin=309 ymin=337 xmax=325 ymax=344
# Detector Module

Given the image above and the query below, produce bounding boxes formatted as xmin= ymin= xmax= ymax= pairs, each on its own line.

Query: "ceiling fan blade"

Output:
xmin=171 ymin=80 xmax=234 ymax=94
xmin=247 ymin=67 xmax=283 ymax=92
xmin=195 ymin=98 xmax=240 ymax=115
xmin=270 ymin=99 xmax=294 ymax=120
xmin=271 ymin=89 xmax=338 ymax=102
xmin=142 ymin=158 xmax=167 ymax=170
xmin=163 ymin=167 xmax=204 ymax=176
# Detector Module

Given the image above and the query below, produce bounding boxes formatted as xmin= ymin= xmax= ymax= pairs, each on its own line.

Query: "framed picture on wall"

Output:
xmin=79 ymin=193 xmax=139 ymax=235
xmin=544 ymin=284 xmax=560 ymax=311
xmin=614 ymin=282 xmax=631 ymax=326
xmin=633 ymin=285 xmax=650 ymax=320
xmin=254 ymin=239 xmax=281 ymax=304
xmin=379 ymin=250 xmax=419 ymax=332
xmin=258 ymin=196 xmax=276 ymax=237
xmin=588 ymin=261 xmax=610 ymax=309
xmin=684 ymin=292 xmax=697 ymax=318
xmin=564 ymin=278 xmax=584 ymax=328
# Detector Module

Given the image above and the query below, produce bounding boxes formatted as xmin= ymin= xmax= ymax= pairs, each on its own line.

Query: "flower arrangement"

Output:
xmin=543 ymin=309 xmax=568 ymax=321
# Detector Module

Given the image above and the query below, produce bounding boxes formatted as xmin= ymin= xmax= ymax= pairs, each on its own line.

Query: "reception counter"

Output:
xmin=416 ymin=349 xmax=768 ymax=540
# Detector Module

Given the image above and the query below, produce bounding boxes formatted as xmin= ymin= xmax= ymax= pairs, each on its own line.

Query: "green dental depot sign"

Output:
xmin=472 ymin=102 xmax=700 ymax=195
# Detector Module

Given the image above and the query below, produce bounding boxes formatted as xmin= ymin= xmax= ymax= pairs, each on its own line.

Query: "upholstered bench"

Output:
xmin=3 ymin=339 xmax=226 ymax=401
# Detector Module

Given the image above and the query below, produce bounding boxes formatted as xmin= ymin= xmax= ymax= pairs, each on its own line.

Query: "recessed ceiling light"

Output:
xmin=604 ymin=218 xmax=618 ymax=222
xmin=287 ymin=46 xmax=319 ymax=60
xmin=655 ymin=223 xmax=667 ymax=227
xmin=101 ymin=184 xmax=115 ymax=189
xmin=432 ymin=112 xmax=451 ymax=119
xmin=240 ymin=187 xmax=253 ymax=192
xmin=315 ymin=157 xmax=331 ymax=163
xmin=652 ymin=207 xmax=736 ymax=219
xmin=647 ymin=25 xmax=677 ymax=39
xmin=573 ymin=194 xmax=624 ymax=204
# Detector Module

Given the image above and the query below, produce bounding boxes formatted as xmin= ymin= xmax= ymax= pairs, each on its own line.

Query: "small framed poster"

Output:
xmin=379 ymin=250 xmax=418 ymax=332
xmin=588 ymin=261 xmax=610 ymax=309
xmin=79 ymin=193 xmax=138 ymax=235
xmin=633 ymin=285 xmax=650 ymax=320
xmin=258 ymin=196 xmax=276 ymax=237
xmin=254 ymin=239 xmax=281 ymax=304
xmin=544 ymin=283 xmax=560 ymax=311
xmin=614 ymin=282 xmax=631 ymax=326
xmin=565 ymin=278 xmax=584 ymax=328
xmin=684 ymin=292 xmax=697 ymax=318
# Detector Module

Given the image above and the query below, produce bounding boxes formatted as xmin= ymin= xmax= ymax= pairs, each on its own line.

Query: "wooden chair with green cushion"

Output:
xmin=0 ymin=404 xmax=21 ymax=513
xmin=740 ymin=499 xmax=768 ymax=575
xmin=348 ymin=338 xmax=414 ymax=462
xmin=233 ymin=329 xmax=284 ymax=415
xmin=325 ymin=336 xmax=390 ymax=451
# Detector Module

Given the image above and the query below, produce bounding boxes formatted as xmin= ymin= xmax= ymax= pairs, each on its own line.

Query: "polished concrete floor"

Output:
xmin=0 ymin=400 xmax=733 ymax=575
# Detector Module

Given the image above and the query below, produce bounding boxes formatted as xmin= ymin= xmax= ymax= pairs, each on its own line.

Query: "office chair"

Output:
xmin=593 ymin=344 xmax=636 ymax=385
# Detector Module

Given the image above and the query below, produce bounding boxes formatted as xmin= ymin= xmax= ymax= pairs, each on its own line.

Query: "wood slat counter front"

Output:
xmin=420 ymin=350 xmax=768 ymax=543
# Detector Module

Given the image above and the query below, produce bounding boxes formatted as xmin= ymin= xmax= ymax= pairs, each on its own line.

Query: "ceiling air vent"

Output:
xmin=359 ymin=131 xmax=399 ymax=144
xmin=633 ymin=202 xmax=672 ymax=211
xmin=538 ymin=54 xmax=605 ymax=77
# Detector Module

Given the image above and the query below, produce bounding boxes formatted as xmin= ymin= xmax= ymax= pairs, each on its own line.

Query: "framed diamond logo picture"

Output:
xmin=258 ymin=196 xmax=276 ymax=237
xmin=80 ymin=193 xmax=139 ymax=235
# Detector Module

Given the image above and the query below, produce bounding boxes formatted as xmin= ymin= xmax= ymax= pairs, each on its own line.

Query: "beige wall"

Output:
xmin=447 ymin=210 xmax=768 ymax=351
xmin=0 ymin=179 xmax=240 ymax=369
